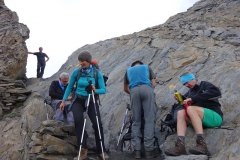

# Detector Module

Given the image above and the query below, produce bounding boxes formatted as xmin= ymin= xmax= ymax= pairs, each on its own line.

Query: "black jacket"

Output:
xmin=183 ymin=81 xmax=223 ymax=118
xmin=49 ymin=80 xmax=67 ymax=100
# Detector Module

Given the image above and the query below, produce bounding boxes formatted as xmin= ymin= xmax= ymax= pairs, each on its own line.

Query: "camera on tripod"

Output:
xmin=85 ymin=80 xmax=92 ymax=94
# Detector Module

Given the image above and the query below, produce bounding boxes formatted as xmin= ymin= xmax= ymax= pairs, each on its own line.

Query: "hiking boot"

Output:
xmin=73 ymin=147 xmax=88 ymax=160
xmin=99 ymin=152 xmax=109 ymax=160
xmin=153 ymin=147 xmax=162 ymax=157
xmin=164 ymin=139 xmax=187 ymax=156
xmin=133 ymin=150 xmax=141 ymax=159
xmin=189 ymin=138 xmax=210 ymax=156
xmin=145 ymin=150 xmax=154 ymax=159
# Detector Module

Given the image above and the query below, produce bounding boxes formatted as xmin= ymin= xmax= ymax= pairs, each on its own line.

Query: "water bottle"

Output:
xmin=174 ymin=90 xmax=183 ymax=105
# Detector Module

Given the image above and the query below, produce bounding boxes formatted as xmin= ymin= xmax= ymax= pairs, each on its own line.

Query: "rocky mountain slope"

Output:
xmin=1 ymin=0 xmax=240 ymax=159
xmin=0 ymin=0 xmax=29 ymax=80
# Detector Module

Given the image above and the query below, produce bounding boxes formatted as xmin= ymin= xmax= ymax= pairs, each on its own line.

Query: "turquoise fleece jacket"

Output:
xmin=63 ymin=67 xmax=106 ymax=100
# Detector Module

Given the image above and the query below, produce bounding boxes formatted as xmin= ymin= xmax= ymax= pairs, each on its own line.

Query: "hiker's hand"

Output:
xmin=91 ymin=84 xmax=96 ymax=93
xmin=59 ymin=101 xmax=65 ymax=111
xmin=85 ymin=80 xmax=92 ymax=94
xmin=174 ymin=95 xmax=178 ymax=100
xmin=67 ymin=96 xmax=72 ymax=101
xmin=184 ymin=98 xmax=192 ymax=105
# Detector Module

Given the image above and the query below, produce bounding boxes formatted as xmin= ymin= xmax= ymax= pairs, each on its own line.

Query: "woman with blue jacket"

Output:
xmin=59 ymin=51 xmax=109 ymax=160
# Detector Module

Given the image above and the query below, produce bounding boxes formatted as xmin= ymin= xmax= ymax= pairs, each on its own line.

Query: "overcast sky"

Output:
xmin=5 ymin=0 xmax=199 ymax=78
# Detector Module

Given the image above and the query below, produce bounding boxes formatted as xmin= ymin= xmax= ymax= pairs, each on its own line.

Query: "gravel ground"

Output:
xmin=84 ymin=150 xmax=164 ymax=160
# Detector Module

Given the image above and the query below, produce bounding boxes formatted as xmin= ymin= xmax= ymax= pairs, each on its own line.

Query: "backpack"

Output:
xmin=160 ymin=102 xmax=184 ymax=139
xmin=118 ymin=113 xmax=162 ymax=156
xmin=73 ymin=62 xmax=108 ymax=105
xmin=88 ymin=60 xmax=108 ymax=86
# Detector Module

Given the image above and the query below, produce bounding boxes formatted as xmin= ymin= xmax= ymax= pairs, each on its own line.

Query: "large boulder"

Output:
xmin=0 ymin=0 xmax=29 ymax=80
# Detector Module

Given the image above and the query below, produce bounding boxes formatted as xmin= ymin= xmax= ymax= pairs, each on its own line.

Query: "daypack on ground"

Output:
xmin=160 ymin=102 xmax=184 ymax=139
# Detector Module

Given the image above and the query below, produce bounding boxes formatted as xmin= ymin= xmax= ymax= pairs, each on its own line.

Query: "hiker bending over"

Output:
xmin=49 ymin=72 xmax=74 ymax=125
xmin=28 ymin=47 xmax=49 ymax=78
xmin=165 ymin=72 xmax=223 ymax=156
xmin=59 ymin=51 xmax=109 ymax=160
xmin=124 ymin=60 xmax=158 ymax=159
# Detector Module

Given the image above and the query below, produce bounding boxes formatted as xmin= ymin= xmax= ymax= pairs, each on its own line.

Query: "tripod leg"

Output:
xmin=91 ymin=90 xmax=105 ymax=160
xmin=77 ymin=94 xmax=91 ymax=160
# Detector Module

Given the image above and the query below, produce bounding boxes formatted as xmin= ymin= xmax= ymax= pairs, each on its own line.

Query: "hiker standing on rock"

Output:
xmin=28 ymin=47 xmax=49 ymax=78
xmin=123 ymin=60 xmax=157 ymax=159
xmin=165 ymin=72 xmax=223 ymax=156
xmin=59 ymin=51 xmax=109 ymax=160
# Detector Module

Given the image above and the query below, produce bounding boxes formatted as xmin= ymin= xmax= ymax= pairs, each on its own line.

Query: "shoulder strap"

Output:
xmin=75 ymin=66 xmax=98 ymax=87
xmin=74 ymin=67 xmax=82 ymax=90
xmin=92 ymin=65 xmax=102 ymax=105
xmin=93 ymin=65 xmax=99 ymax=88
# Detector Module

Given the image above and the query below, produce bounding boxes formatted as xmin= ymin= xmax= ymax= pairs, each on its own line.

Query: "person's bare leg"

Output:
xmin=187 ymin=106 xmax=210 ymax=155
xmin=165 ymin=110 xmax=189 ymax=156
xmin=177 ymin=110 xmax=191 ymax=136
xmin=186 ymin=106 xmax=204 ymax=134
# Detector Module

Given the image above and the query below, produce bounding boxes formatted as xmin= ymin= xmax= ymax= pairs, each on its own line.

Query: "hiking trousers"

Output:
xmin=51 ymin=100 xmax=74 ymax=124
xmin=130 ymin=84 xmax=157 ymax=151
xmin=71 ymin=97 xmax=106 ymax=154
xmin=37 ymin=61 xmax=46 ymax=78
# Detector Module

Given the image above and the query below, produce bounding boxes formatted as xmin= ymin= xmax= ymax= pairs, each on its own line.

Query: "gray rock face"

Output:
xmin=1 ymin=0 xmax=240 ymax=159
xmin=0 ymin=0 xmax=29 ymax=79
xmin=0 ymin=79 xmax=31 ymax=117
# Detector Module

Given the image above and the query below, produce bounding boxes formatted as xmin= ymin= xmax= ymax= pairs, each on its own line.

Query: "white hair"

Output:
xmin=60 ymin=72 xmax=69 ymax=79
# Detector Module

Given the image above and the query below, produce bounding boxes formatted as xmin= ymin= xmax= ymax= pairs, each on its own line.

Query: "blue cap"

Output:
xmin=180 ymin=73 xmax=195 ymax=85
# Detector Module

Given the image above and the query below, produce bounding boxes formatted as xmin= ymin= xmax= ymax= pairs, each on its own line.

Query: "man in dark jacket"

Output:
xmin=49 ymin=72 xmax=74 ymax=124
xmin=165 ymin=72 xmax=223 ymax=156
xmin=28 ymin=47 xmax=49 ymax=78
xmin=124 ymin=60 xmax=157 ymax=159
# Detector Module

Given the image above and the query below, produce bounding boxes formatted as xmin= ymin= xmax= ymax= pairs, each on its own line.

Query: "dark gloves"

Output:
xmin=85 ymin=80 xmax=92 ymax=94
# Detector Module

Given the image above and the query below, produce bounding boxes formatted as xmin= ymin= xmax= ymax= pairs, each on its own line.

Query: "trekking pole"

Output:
xmin=125 ymin=115 xmax=132 ymax=134
xmin=91 ymin=89 xmax=105 ymax=160
xmin=77 ymin=94 xmax=91 ymax=160
xmin=117 ymin=103 xmax=130 ymax=146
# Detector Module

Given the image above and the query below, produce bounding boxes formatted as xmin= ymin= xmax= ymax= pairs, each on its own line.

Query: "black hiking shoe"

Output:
xmin=164 ymin=139 xmax=187 ymax=156
xmin=189 ymin=137 xmax=210 ymax=156
xmin=153 ymin=147 xmax=162 ymax=157
xmin=145 ymin=150 xmax=156 ymax=159
xmin=133 ymin=150 xmax=141 ymax=159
